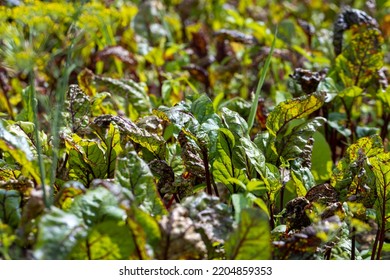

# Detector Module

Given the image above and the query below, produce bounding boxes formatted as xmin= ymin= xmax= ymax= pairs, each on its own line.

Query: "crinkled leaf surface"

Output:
xmin=66 ymin=84 xmax=91 ymax=133
xmin=93 ymin=114 xmax=165 ymax=159
xmin=237 ymin=137 xmax=266 ymax=178
xmin=220 ymin=107 xmax=248 ymax=141
xmin=115 ymin=148 xmax=166 ymax=216
xmin=332 ymin=135 xmax=383 ymax=205
xmin=266 ymin=92 xmax=325 ymax=137
xmin=335 ymin=26 xmax=383 ymax=88
xmin=0 ymin=189 xmax=21 ymax=228
xmin=190 ymin=94 xmax=221 ymax=151
xmin=157 ymin=205 xmax=207 ymax=260
xmin=225 ymin=208 xmax=271 ymax=260
xmin=93 ymin=75 xmax=152 ymax=117
xmin=276 ymin=117 xmax=326 ymax=161
xmin=182 ymin=192 xmax=233 ymax=245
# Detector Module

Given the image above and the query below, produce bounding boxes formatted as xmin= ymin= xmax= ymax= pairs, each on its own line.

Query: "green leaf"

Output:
xmin=191 ymin=94 xmax=221 ymax=149
xmin=17 ymin=86 xmax=35 ymax=123
xmin=34 ymin=207 xmax=87 ymax=260
xmin=220 ymin=107 xmax=248 ymax=141
xmin=130 ymin=208 xmax=161 ymax=251
xmin=212 ymin=128 xmax=248 ymax=194
xmin=69 ymin=187 xmax=126 ymax=227
xmin=335 ymin=26 xmax=383 ymax=88
xmin=54 ymin=181 xmax=86 ymax=210
xmin=266 ymin=92 xmax=325 ymax=137
xmin=247 ymin=27 xmax=277 ymax=132
xmin=93 ymin=75 xmax=152 ymax=118
xmin=0 ymin=189 xmax=21 ymax=228
xmin=338 ymin=86 xmax=363 ymax=98
xmin=153 ymin=103 xmax=193 ymax=137
xmin=311 ymin=131 xmax=333 ymax=183
xmin=69 ymin=220 xmax=137 ymax=260
xmin=290 ymin=170 xmax=308 ymax=196
xmin=66 ymin=84 xmax=91 ymax=133
xmin=93 ymin=114 xmax=166 ymax=159
xmin=225 ymin=208 xmax=271 ymax=259
xmin=232 ymin=193 xmax=251 ymax=223
xmin=253 ymin=131 xmax=278 ymax=164
xmin=65 ymin=134 xmax=107 ymax=186
xmin=332 ymin=135 xmax=383 ymax=206
xmin=237 ymin=137 xmax=266 ymax=177
xmin=0 ymin=121 xmax=40 ymax=183
xmin=371 ymin=153 xmax=390 ymax=227
xmin=182 ymin=192 xmax=233 ymax=245
xmin=275 ymin=117 xmax=325 ymax=162
xmin=327 ymin=112 xmax=351 ymax=138
xmin=220 ymin=97 xmax=252 ymax=120
xmin=93 ymin=122 xmax=122 ymax=179
xmin=115 ymin=148 xmax=166 ymax=216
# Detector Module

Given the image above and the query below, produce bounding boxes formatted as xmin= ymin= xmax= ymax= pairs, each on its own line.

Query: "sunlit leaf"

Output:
xmin=225 ymin=208 xmax=271 ymax=260
xmin=0 ymin=121 xmax=40 ymax=182
xmin=266 ymin=92 xmax=325 ymax=137
xmin=335 ymin=25 xmax=383 ymax=88
xmin=54 ymin=181 xmax=86 ymax=210
xmin=370 ymin=152 xmax=390 ymax=259
xmin=65 ymin=134 xmax=107 ymax=186
xmin=130 ymin=208 xmax=161 ymax=252
xmin=220 ymin=107 xmax=248 ymax=141
xmin=237 ymin=137 xmax=266 ymax=177
xmin=69 ymin=220 xmax=137 ymax=260
xmin=311 ymin=131 xmax=333 ymax=183
xmin=93 ymin=122 xmax=122 ymax=179
xmin=332 ymin=135 xmax=383 ymax=206
xmin=191 ymin=94 xmax=221 ymax=147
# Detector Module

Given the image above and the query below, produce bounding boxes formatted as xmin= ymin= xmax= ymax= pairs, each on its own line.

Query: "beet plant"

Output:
xmin=0 ymin=1 xmax=389 ymax=260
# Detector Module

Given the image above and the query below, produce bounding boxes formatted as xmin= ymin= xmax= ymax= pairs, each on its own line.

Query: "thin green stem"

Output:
xmin=247 ymin=28 xmax=277 ymax=134
xmin=29 ymin=73 xmax=48 ymax=208
xmin=48 ymin=25 xmax=84 ymax=201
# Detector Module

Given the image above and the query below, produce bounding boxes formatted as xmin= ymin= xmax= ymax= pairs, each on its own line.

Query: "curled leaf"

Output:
xmin=93 ymin=114 xmax=166 ymax=159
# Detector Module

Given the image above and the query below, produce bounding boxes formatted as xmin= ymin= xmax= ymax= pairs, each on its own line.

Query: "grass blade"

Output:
xmin=247 ymin=28 xmax=278 ymax=134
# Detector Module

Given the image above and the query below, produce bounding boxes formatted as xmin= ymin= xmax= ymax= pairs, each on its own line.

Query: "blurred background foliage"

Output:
xmin=0 ymin=0 xmax=390 ymax=260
